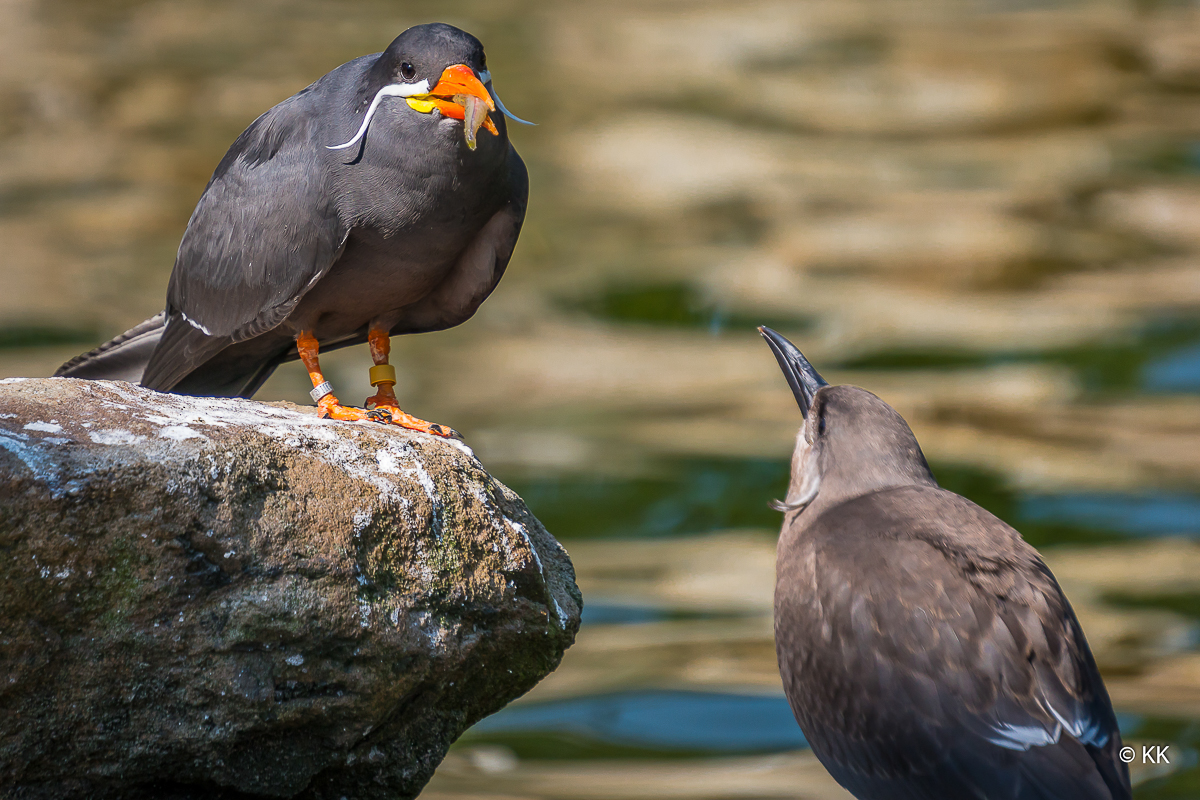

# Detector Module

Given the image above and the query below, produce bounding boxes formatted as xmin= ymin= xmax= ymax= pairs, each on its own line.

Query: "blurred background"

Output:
xmin=4 ymin=0 xmax=1200 ymax=796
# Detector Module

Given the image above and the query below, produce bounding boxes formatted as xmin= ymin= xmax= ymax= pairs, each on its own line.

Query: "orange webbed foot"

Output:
xmin=368 ymin=405 xmax=459 ymax=439
xmin=317 ymin=395 xmax=457 ymax=438
xmin=316 ymin=395 xmax=375 ymax=422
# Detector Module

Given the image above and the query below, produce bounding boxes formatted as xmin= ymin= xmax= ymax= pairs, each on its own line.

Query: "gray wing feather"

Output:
xmin=55 ymin=313 xmax=166 ymax=383
xmin=141 ymin=92 xmax=347 ymax=391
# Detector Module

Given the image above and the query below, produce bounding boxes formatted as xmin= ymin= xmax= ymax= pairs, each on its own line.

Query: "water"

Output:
xmin=1146 ymin=341 xmax=1200 ymax=392
xmin=1023 ymin=493 xmax=1200 ymax=539
xmin=466 ymin=691 xmax=808 ymax=758
xmin=4 ymin=0 xmax=1200 ymax=797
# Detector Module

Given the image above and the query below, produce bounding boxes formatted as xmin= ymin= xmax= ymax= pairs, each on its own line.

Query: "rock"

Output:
xmin=0 ymin=378 xmax=581 ymax=800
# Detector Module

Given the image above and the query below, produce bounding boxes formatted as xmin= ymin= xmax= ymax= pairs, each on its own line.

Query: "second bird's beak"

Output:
xmin=759 ymin=327 xmax=828 ymax=417
xmin=406 ymin=64 xmax=498 ymax=150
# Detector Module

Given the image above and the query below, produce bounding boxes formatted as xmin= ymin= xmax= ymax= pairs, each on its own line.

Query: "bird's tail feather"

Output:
xmin=55 ymin=313 xmax=166 ymax=384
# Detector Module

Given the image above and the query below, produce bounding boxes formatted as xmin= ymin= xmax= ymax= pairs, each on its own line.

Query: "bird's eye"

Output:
xmin=400 ymin=62 xmax=416 ymax=81
xmin=818 ymin=416 xmax=827 ymax=435
xmin=480 ymin=54 xmax=487 ymax=69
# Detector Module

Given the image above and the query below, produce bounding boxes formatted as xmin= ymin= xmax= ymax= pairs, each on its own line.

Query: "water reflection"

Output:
xmin=506 ymin=457 xmax=790 ymax=540
xmin=465 ymin=691 xmax=808 ymax=758
xmin=1146 ymin=340 xmax=1200 ymax=392
xmin=1023 ymin=493 xmax=1200 ymax=539
xmin=4 ymin=0 xmax=1200 ymax=797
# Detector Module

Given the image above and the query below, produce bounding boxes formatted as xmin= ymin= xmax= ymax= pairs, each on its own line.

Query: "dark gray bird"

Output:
xmin=759 ymin=326 xmax=1131 ymax=800
xmin=57 ymin=23 xmax=529 ymax=437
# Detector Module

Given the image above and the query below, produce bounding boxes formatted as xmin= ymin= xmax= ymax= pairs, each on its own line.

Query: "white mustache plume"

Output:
xmin=327 ymin=79 xmax=432 ymax=151
xmin=326 ymin=70 xmax=535 ymax=152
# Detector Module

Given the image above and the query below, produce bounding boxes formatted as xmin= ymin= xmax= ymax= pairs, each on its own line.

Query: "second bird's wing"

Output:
xmin=776 ymin=486 xmax=1130 ymax=800
xmin=141 ymin=89 xmax=348 ymax=391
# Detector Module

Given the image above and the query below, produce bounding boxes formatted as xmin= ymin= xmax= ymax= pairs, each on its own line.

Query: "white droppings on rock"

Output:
xmin=26 ymin=384 xmax=472 ymax=512
xmin=441 ymin=437 xmax=476 ymax=458
xmin=113 ymin=387 xmax=329 ymax=437
xmin=0 ymin=378 xmax=28 ymax=384
xmin=254 ymin=424 xmax=294 ymax=439
xmin=306 ymin=427 xmax=339 ymax=442
xmin=0 ymin=429 xmax=61 ymax=488
xmin=376 ymin=449 xmax=400 ymax=474
xmin=285 ymin=654 xmax=304 ymax=666
xmin=159 ymin=425 xmax=206 ymax=441
xmin=45 ymin=437 xmax=71 ymax=445
xmin=504 ymin=515 xmax=567 ymax=630
xmin=505 ymin=517 xmax=544 ymax=574
xmin=403 ymin=459 xmax=437 ymax=505
xmin=467 ymin=482 xmax=490 ymax=506
xmin=24 ymin=421 xmax=63 ymax=433
xmin=89 ymin=429 xmax=146 ymax=446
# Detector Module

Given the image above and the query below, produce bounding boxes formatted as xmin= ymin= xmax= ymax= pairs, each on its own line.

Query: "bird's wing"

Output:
xmin=141 ymin=91 xmax=348 ymax=391
xmin=55 ymin=312 xmax=165 ymax=382
xmin=777 ymin=486 xmax=1130 ymax=800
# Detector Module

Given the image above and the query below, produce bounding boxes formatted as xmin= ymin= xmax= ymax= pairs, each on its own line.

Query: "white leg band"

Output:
xmin=310 ymin=381 xmax=333 ymax=402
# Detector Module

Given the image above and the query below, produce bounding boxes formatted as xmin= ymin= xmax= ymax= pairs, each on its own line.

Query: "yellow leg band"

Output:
xmin=369 ymin=364 xmax=397 ymax=387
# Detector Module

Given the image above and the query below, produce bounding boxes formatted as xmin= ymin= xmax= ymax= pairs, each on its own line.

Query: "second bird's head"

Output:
xmin=758 ymin=327 xmax=936 ymax=516
xmin=329 ymin=23 xmax=532 ymax=154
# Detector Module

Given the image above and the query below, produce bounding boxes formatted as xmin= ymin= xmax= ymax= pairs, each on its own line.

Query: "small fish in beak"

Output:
xmin=459 ymin=93 xmax=489 ymax=150
xmin=416 ymin=64 xmax=497 ymax=150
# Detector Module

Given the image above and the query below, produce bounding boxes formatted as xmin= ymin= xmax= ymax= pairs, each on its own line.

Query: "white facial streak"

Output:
xmin=326 ymin=79 xmax=432 ymax=150
xmin=771 ymin=430 xmax=821 ymax=512
xmin=787 ymin=468 xmax=822 ymax=511
xmin=479 ymin=70 xmax=535 ymax=126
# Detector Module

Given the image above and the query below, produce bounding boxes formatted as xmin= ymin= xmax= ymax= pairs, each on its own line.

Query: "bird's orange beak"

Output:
xmin=406 ymin=64 xmax=498 ymax=150
xmin=429 ymin=64 xmax=495 ymax=111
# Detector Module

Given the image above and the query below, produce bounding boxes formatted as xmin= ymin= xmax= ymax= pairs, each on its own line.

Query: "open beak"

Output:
xmin=759 ymin=327 xmax=828 ymax=417
xmin=406 ymin=64 xmax=498 ymax=150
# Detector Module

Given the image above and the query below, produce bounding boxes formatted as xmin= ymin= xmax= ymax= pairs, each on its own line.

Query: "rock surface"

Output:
xmin=0 ymin=378 xmax=581 ymax=800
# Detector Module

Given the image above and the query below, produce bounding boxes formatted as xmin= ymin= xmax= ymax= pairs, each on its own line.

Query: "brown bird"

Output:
xmin=759 ymin=326 xmax=1130 ymax=800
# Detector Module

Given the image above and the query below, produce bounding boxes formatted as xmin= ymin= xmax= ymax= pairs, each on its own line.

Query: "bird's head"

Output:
xmin=759 ymin=327 xmax=935 ymax=516
xmin=329 ymin=23 xmax=533 ymax=154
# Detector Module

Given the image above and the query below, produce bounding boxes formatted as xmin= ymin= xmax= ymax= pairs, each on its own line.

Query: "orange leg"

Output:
xmin=295 ymin=331 xmax=455 ymax=438
xmin=365 ymin=329 xmax=399 ymax=410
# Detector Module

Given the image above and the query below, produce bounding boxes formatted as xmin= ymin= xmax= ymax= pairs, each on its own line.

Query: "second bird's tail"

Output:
xmin=55 ymin=313 xmax=166 ymax=384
